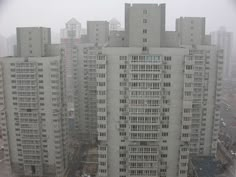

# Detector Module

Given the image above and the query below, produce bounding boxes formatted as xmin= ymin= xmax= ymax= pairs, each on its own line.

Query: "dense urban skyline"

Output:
xmin=0 ymin=0 xmax=236 ymax=37
xmin=0 ymin=1 xmax=235 ymax=177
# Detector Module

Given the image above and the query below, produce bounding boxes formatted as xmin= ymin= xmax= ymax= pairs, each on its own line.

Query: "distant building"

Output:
xmin=109 ymin=18 xmax=121 ymax=31
xmin=230 ymin=56 xmax=236 ymax=81
xmin=6 ymin=34 xmax=16 ymax=56
xmin=211 ymin=27 xmax=233 ymax=79
xmin=60 ymin=18 xmax=81 ymax=138
xmin=176 ymin=17 xmax=207 ymax=45
xmin=0 ymin=34 xmax=7 ymax=57
xmin=61 ymin=18 xmax=82 ymax=39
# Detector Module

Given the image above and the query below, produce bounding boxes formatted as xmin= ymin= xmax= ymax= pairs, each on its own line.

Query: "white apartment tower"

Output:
xmin=61 ymin=18 xmax=81 ymax=113
xmin=0 ymin=27 xmax=68 ymax=177
xmin=60 ymin=19 xmax=81 ymax=137
xmin=97 ymin=3 xmax=223 ymax=177
xmin=75 ymin=22 xmax=110 ymax=143
xmin=211 ymin=27 xmax=233 ymax=79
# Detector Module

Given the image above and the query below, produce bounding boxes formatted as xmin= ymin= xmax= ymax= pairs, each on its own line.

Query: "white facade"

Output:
xmin=211 ymin=27 xmax=233 ymax=79
xmin=97 ymin=46 xmax=223 ymax=177
xmin=17 ymin=27 xmax=51 ymax=57
xmin=97 ymin=3 xmax=223 ymax=177
xmin=0 ymin=57 xmax=68 ymax=177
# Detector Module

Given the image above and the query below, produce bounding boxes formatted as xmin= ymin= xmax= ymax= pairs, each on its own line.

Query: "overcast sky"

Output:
xmin=0 ymin=0 xmax=236 ymax=47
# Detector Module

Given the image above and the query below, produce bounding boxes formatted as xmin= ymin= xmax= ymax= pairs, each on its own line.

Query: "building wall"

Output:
xmin=182 ymin=46 xmax=223 ymax=156
xmin=125 ymin=3 xmax=166 ymax=48
xmin=176 ymin=17 xmax=206 ymax=45
xmin=87 ymin=21 xmax=109 ymax=45
xmin=17 ymin=27 xmax=51 ymax=57
xmin=0 ymin=57 xmax=68 ymax=177
xmin=97 ymin=47 xmax=193 ymax=177
xmin=96 ymin=44 xmax=223 ymax=177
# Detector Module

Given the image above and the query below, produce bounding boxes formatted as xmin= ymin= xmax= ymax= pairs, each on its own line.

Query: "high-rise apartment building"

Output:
xmin=60 ymin=19 xmax=81 ymax=137
xmin=82 ymin=45 xmax=103 ymax=143
xmin=211 ymin=27 xmax=233 ymax=79
xmin=73 ymin=22 xmax=110 ymax=144
xmin=97 ymin=3 xmax=223 ymax=177
xmin=0 ymin=27 xmax=68 ymax=177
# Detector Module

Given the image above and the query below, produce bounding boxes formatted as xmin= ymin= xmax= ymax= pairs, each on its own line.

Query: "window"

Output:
xmin=143 ymin=38 xmax=147 ymax=43
xmin=162 ymin=124 xmax=169 ymax=129
xmin=120 ymin=168 xmax=126 ymax=172
xmin=120 ymin=124 xmax=126 ymax=128
xmin=142 ymin=46 xmax=147 ymax=51
xmin=120 ymin=99 xmax=126 ymax=103
xmin=164 ymin=56 xmax=171 ymax=61
xmin=163 ymin=108 xmax=169 ymax=112
xmin=120 ymin=74 xmax=127 ymax=78
xmin=120 ymin=146 xmax=126 ymax=150
xmin=143 ymin=9 xmax=147 ymax=14
xmin=185 ymin=83 xmax=191 ymax=87
xmin=186 ymin=65 xmax=193 ymax=70
xmin=186 ymin=74 xmax=192 ymax=78
xmin=184 ymin=91 xmax=192 ymax=96
xmin=161 ymin=154 xmax=167 ymax=158
xmin=120 ymin=65 xmax=126 ymax=69
xmin=161 ymin=146 xmax=168 ymax=150
xmin=143 ymin=19 xmax=147 ymax=23
xmin=164 ymin=74 xmax=171 ymax=78
xmin=164 ymin=65 xmax=171 ymax=70
xmin=143 ymin=29 xmax=147 ymax=34
xmin=183 ymin=125 xmax=189 ymax=130
xmin=120 ymin=153 xmax=126 ymax=157
xmin=162 ymin=132 xmax=168 ymax=137
xmin=164 ymin=82 xmax=171 ymax=87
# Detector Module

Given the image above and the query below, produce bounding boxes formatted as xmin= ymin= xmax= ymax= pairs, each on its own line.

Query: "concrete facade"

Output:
xmin=17 ymin=27 xmax=51 ymax=57
xmin=96 ymin=3 xmax=223 ymax=177
xmin=0 ymin=57 xmax=68 ymax=177
xmin=0 ymin=27 xmax=68 ymax=177
xmin=87 ymin=21 xmax=109 ymax=45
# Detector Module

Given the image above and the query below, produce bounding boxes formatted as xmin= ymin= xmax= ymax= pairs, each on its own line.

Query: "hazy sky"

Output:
xmin=0 ymin=0 xmax=236 ymax=42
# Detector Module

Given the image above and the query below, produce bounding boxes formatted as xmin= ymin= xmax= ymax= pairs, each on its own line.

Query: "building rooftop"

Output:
xmin=190 ymin=156 xmax=224 ymax=177
xmin=66 ymin=18 xmax=80 ymax=25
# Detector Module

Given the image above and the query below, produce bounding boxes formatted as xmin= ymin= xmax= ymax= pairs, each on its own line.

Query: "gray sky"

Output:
xmin=0 ymin=0 xmax=236 ymax=48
